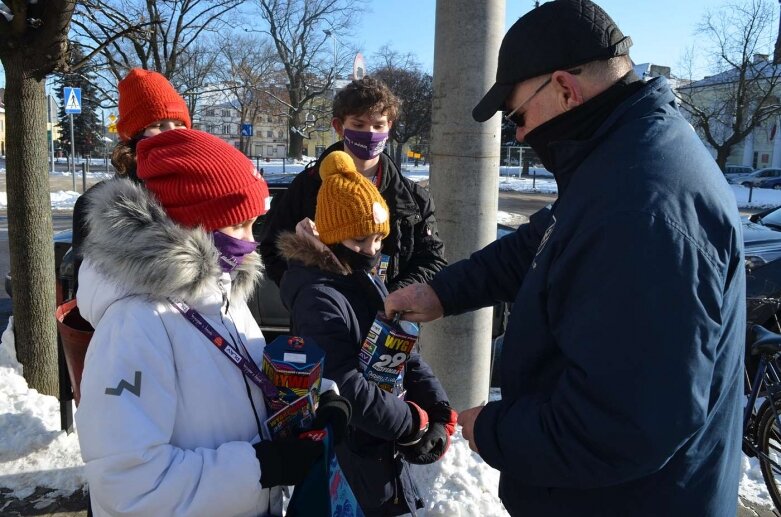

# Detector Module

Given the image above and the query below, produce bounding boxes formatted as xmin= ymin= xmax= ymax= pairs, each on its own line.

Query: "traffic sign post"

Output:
xmin=63 ymin=87 xmax=81 ymax=192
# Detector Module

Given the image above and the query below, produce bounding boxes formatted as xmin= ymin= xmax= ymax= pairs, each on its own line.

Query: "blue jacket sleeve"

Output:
xmin=430 ymin=206 xmax=552 ymax=316
xmin=473 ymin=212 xmax=731 ymax=488
xmin=290 ymin=286 xmax=416 ymax=441
xmin=402 ymin=352 xmax=449 ymax=411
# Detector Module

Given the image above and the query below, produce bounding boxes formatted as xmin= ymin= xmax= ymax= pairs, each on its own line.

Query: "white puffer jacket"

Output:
xmin=75 ymin=179 xmax=282 ymax=517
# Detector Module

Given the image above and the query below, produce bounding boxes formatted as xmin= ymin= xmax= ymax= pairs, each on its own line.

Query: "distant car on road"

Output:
xmin=730 ymin=167 xmax=781 ymax=187
xmin=724 ymin=164 xmax=754 ymax=176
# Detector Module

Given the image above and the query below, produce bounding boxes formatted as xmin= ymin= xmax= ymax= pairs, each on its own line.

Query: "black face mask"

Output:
xmin=332 ymin=243 xmax=381 ymax=273
xmin=524 ymin=71 xmax=643 ymax=172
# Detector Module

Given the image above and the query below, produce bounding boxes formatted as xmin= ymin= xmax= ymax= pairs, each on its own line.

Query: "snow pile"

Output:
xmin=0 ymin=191 xmax=81 ymax=211
xmin=740 ymin=456 xmax=774 ymax=508
xmin=0 ymin=318 xmax=86 ymax=502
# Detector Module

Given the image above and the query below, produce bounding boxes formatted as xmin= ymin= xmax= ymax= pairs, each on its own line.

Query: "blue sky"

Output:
xmin=355 ymin=0 xmax=779 ymax=78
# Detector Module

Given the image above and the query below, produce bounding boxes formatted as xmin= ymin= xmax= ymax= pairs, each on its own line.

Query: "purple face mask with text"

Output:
xmin=342 ymin=128 xmax=389 ymax=160
xmin=212 ymin=230 xmax=257 ymax=273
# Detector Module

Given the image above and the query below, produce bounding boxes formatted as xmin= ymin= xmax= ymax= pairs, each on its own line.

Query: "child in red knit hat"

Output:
xmin=75 ymin=129 xmax=349 ymax=517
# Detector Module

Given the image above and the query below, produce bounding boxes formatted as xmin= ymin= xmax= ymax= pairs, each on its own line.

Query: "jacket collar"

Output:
xmin=277 ymin=231 xmax=348 ymax=275
xmin=547 ymin=77 xmax=675 ymax=193
xmin=77 ymin=178 xmax=261 ymax=324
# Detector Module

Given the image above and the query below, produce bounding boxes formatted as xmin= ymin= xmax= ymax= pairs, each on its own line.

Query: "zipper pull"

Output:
xmin=218 ymin=281 xmax=229 ymax=312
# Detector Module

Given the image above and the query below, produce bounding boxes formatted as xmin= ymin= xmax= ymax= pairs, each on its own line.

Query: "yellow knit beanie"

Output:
xmin=316 ymin=151 xmax=390 ymax=245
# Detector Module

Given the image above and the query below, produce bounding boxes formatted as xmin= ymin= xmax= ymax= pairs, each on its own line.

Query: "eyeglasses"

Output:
xmin=503 ymin=68 xmax=582 ymax=127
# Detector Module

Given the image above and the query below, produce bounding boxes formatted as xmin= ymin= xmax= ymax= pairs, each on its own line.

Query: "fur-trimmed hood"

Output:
xmin=276 ymin=231 xmax=348 ymax=276
xmin=77 ymin=178 xmax=262 ymax=324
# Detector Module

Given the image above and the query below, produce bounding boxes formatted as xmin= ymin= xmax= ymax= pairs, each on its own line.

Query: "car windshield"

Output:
xmin=757 ymin=206 xmax=781 ymax=230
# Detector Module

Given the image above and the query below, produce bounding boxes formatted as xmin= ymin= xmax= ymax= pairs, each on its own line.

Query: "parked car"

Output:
xmin=724 ymin=164 xmax=754 ymax=176
xmin=754 ymin=176 xmax=781 ymax=190
xmin=729 ymin=167 xmax=781 ymax=187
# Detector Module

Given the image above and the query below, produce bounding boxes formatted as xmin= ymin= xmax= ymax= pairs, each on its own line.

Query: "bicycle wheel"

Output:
xmin=756 ymin=399 xmax=781 ymax=510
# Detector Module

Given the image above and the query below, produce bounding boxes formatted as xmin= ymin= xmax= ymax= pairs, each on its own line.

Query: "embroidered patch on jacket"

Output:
xmin=105 ymin=371 xmax=142 ymax=397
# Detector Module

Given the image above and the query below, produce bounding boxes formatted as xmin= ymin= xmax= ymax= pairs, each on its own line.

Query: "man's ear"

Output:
xmin=332 ymin=117 xmax=344 ymax=136
xmin=387 ymin=120 xmax=394 ymax=132
xmin=551 ymin=70 xmax=585 ymax=111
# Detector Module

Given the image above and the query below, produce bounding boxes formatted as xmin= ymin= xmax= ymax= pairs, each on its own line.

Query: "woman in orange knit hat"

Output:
xmin=71 ymin=68 xmax=191 ymax=292
xmin=277 ymin=151 xmax=456 ymax=516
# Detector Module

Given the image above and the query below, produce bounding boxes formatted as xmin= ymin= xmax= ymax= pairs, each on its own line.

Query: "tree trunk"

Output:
xmin=288 ymin=109 xmax=304 ymax=160
xmin=4 ymin=57 xmax=58 ymax=396
xmin=715 ymin=146 xmax=731 ymax=171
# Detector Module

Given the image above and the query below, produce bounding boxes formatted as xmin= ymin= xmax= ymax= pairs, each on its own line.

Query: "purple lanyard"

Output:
xmin=169 ymin=298 xmax=280 ymax=405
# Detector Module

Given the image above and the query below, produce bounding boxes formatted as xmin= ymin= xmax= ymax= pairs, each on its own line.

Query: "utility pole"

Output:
xmin=424 ymin=0 xmax=505 ymax=410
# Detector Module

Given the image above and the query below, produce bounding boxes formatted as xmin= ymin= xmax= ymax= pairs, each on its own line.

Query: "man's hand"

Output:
xmin=384 ymin=283 xmax=445 ymax=322
xmin=457 ymin=405 xmax=484 ymax=455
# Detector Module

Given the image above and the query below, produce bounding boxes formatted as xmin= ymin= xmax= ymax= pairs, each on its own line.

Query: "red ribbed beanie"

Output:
xmin=116 ymin=68 xmax=192 ymax=141
xmin=136 ymin=129 xmax=270 ymax=231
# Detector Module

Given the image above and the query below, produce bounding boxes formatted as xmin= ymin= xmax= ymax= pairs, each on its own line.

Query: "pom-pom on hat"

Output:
xmin=116 ymin=68 xmax=192 ymax=141
xmin=136 ymin=129 xmax=270 ymax=232
xmin=316 ymin=151 xmax=390 ymax=245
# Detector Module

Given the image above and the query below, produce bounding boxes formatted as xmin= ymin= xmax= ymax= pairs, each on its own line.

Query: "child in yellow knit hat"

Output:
xmin=277 ymin=151 xmax=455 ymax=516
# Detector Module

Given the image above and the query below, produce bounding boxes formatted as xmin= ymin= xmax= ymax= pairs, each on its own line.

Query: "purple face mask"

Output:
xmin=342 ymin=128 xmax=389 ymax=160
xmin=212 ymin=231 xmax=257 ymax=273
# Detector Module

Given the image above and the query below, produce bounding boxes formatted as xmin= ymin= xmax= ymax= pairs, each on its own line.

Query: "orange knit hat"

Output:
xmin=136 ymin=129 xmax=270 ymax=232
xmin=116 ymin=68 xmax=192 ymax=142
xmin=315 ymin=151 xmax=390 ymax=245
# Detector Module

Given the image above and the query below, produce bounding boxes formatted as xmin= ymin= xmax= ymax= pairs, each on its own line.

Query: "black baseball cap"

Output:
xmin=472 ymin=0 xmax=632 ymax=122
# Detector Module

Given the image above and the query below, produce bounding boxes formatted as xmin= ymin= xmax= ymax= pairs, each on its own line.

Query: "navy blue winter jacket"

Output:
xmin=431 ymin=77 xmax=745 ymax=516
xmin=278 ymin=233 xmax=449 ymax=516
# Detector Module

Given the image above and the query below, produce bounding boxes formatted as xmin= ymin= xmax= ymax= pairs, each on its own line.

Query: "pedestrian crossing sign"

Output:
xmin=64 ymin=87 xmax=81 ymax=114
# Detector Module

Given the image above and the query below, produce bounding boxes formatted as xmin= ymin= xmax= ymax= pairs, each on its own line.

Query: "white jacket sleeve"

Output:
xmin=75 ymin=302 xmax=267 ymax=517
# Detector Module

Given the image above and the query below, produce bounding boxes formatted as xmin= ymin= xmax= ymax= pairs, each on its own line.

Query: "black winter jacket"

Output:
xmin=277 ymin=232 xmax=449 ymax=516
xmin=431 ymin=78 xmax=745 ymax=515
xmin=259 ymin=142 xmax=447 ymax=291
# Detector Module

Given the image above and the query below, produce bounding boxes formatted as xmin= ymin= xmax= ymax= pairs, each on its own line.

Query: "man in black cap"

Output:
xmin=385 ymin=0 xmax=744 ymax=515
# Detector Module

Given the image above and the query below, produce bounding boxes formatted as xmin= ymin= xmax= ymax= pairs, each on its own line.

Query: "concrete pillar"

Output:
xmin=743 ymin=130 xmax=755 ymax=167
xmin=772 ymin=118 xmax=781 ymax=168
xmin=422 ymin=0 xmax=505 ymax=411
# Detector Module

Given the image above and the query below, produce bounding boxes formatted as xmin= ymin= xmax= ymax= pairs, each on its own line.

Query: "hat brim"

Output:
xmin=472 ymin=82 xmax=515 ymax=123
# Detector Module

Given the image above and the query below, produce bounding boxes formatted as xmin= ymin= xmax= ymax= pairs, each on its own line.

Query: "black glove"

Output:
xmin=399 ymin=422 xmax=448 ymax=465
xmin=399 ymin=401 xmax=457 ymax=464
xmin=311 ymin=390 xmax=351 ymax=444
xmin=398 ymin=401 xmax=430 ymax=446
xmin=254 ymin=438 xmax=323 ymax=488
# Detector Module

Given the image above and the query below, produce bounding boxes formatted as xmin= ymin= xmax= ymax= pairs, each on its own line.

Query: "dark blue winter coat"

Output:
xmin=278 ymin=233 xmax=449 ymax=516
xmin=430 ymin=77 xmax=745 ymax=516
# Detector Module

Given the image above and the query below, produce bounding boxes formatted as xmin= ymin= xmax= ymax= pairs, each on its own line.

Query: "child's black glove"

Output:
xmin=254 ymin=437 xmax=323 ymax=488
xmin=399 ymin=401 xmax=457 ymax=465
xmin=398 ymin=401 xmax=430 ymax=446
xmin=312 ymin=390 xmax=351 ymax=444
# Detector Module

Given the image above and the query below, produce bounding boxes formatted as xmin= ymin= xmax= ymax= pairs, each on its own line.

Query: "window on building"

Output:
xmin=222 ymin=110 xmax=231 ymax=118
xmin=267 ymin=130 xmax=273 ymax=138
xmin=207 ymin=110 xmax=216 ymax=117
xmin=267 ymin=115 xmax=273 ymax=123
xmin=224 ymin=124 xmax=232 ymax=135
xmin=277 ymin=130 xmax=283 ymax=139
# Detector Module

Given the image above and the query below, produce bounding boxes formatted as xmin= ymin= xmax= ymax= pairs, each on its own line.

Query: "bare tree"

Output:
xmin=71 ymin=0 xmax=239 ymax=92
xmin=371 ymin=46 xmax=433 ymax=166
xmin=0 ymin=1 xmax=73 ymax=396
xmin=676 ymin=0 xmax=781 ymax=170
xmin=214 ymin=35 xmax=280 ymax=154
xmin=254 ymin=0 xmax=357 ymax=159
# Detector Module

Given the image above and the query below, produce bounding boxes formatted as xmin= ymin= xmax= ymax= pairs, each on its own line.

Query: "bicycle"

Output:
xmin=743 ymin=323 xmax=781 ymax=510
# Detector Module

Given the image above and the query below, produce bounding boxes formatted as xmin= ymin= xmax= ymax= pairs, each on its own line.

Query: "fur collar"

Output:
xmin=81 ymin=178 xmax=261 ymax=304
xmin=276 ymin=231 xmax=348 ymax=276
